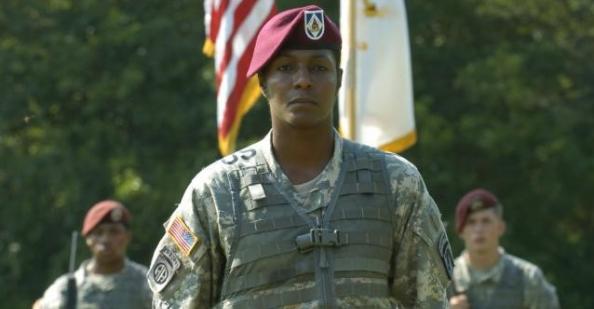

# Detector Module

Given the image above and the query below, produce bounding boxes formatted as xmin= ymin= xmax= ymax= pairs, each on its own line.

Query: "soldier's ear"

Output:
xmin=337 ymin=68 xmax=343 ymax=91
xmin=85 ymin=237 xmax=93 ymax=248
xmin=258 ymin=74 xmax=269 ymax=98
xmin=260 ymin=85 xmax=268 ymax=99
xmin=124 ymin=230 xmax=132 ymax=246
xmin=494 ymin=219 xmax=506 ymax=239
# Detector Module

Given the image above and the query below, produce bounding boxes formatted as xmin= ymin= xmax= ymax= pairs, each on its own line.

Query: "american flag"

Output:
xmin=203 ymin=0 xmax=276 ymax=155
xmin=167 ymin=217 xmax=199 ymax=256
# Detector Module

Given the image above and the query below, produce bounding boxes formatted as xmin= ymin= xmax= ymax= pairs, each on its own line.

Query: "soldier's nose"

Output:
xmin=293 ymin=66 xmax=312 ymax=89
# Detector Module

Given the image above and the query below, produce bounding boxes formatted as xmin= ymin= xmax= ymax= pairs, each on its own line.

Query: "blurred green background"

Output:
xmin=1 ymin=0 xmax=592 ymax=307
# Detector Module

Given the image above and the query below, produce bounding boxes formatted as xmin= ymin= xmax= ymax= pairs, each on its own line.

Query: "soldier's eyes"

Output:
xmin=274 ymin=63 xmax=330 ymax=73
xmin=277 ymin=64 xmax=293 ymax=71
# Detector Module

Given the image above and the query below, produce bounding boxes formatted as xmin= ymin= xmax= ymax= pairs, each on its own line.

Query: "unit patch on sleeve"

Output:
xmin=167 ymin=216 xmax=200 ymax=256
xmin=148 ymin=246 xmax=181 ymax=292
xmin=437 ymin=232 xmax=454 ymax=279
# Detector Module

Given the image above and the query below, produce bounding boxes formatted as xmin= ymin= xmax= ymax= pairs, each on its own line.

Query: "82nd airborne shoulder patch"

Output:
xmin=304 ymin=9 xmax=325 ymax=40
xmin=148 ymin=246 xmax=181 ymax=292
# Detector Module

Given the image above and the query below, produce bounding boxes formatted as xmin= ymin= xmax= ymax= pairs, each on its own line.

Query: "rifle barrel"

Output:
xmin=68 ymin=231 xmax=78 ymax=275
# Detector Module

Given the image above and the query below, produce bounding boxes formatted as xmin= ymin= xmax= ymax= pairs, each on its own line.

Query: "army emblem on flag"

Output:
xmin=167 ymin=216 xmax=199 ymax=256
xmin=304 ymin=9 xmax=324 ymax=40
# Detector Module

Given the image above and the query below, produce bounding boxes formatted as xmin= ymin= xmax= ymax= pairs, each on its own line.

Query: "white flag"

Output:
xmin=339 ymin=0 xmax=416 ymax=153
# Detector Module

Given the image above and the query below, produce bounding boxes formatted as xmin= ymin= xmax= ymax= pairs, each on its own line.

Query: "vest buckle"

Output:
xmin=296 ymin=228 xmax=342 ymax=253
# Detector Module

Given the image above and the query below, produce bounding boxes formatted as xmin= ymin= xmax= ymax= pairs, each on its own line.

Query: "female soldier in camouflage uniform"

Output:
xmin=148 ymin=4 xmax=453 ymax=308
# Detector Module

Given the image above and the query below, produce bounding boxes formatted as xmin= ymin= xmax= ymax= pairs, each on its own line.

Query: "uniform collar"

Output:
xmin=75 ymin=258 xmax=131 ymax=291
xmin=258 ymin=129 xmax=343 ymax=208
xmin=77 ymin=258 xmax=130 ymax=281
xmin=462 ymin=247 xmax=507 ymax=286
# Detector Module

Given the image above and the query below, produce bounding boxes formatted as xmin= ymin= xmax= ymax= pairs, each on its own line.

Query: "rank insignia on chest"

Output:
xmin=248 ymin=183 xmax=266 ymax=200
xmin=167 ymin=216 xmax=200 ymax=256
xmin=304 ymin=9 xmax=324 ymax=40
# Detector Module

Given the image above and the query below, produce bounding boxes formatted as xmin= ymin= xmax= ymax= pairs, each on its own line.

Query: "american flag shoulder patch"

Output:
xmin=167 ymin=216 xmax=200 ymax=256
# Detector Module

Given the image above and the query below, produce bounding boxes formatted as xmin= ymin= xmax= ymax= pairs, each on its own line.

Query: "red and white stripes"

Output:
xmin=204 ymin=0 xmax=276 ymax=155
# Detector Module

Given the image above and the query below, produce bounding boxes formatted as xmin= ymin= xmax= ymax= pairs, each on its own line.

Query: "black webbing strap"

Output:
xmin=226 ymin=279 xmax=390 ymax=309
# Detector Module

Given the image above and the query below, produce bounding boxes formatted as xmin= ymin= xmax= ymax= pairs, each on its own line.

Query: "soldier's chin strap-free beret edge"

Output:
xmin=247 ymin=5 xmax=342 ymax=77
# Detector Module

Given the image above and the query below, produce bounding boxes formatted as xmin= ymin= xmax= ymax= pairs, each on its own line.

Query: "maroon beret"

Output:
xmin=246 ymin=5 xmax=341 ymax=77
xmin=82 ymin=200 xmax=131 ymax=236
xmin=455 ymin=188 xmax=499 ymax=234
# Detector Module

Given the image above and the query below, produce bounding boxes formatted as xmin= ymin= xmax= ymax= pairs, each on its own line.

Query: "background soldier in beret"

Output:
xmin=148 ymin=4 xmax=452 ymax=308
xmin=449 ymin=188 xmax=560 ymax=309
xmin=38 ymin=200 xmax=151 ymax=309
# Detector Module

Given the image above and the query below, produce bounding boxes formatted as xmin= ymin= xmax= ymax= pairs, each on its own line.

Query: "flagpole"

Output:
xmin=346 ymin=0 xmax=357 ymax=140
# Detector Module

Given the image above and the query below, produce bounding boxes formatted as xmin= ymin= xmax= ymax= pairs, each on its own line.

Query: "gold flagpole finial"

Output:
xmin=363 ymin=0 xmax=378 ymax=17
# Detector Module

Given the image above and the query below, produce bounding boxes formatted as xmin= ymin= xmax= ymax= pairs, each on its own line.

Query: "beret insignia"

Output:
xmin=470 ymin=199 xmax=485 ymax=211
xmin=110 ymin=207 xmax=123 ymax=222
xmin=304 ymin=9 xmax=324 ymax=40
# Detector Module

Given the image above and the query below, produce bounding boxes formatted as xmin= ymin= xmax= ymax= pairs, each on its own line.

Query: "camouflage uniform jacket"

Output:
xmin=452 ymin=248 xmax=560 ymax=309
xmin=41 ymin=258 xmax=151 ymax=309
xmin=148 ymin=131 xmax=453 ymax=308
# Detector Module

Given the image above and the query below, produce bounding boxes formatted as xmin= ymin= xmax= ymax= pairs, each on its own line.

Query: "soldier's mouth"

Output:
xmin=289 ymin=98 xmax=317 ymax=105
xmin=473 ymin=237 xmax=486 ymax=244
xmin=96 ymin=243 xmax=111 ymax=252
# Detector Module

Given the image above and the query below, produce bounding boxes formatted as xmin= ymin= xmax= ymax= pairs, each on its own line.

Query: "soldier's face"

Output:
xmin=261 ymin=49 xmax=341 ymax=129
xmin=460 ymin=209 xmax=505 ymax=254
xmin=86 ymin=222 xmax=131 ymax=263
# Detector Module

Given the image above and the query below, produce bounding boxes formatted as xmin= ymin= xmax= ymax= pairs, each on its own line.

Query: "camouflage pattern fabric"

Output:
xmin=41 ymin=258 xmax=151 ymax=309
xmin=148 ymin=130 xmax=452 ymax=308
xmin=453 ymin=249 xmax=560 ymax=309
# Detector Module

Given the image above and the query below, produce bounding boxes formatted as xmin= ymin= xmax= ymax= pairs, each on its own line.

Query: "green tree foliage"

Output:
xmin=0 ymin=0 xmax=217 ymax=306
xmin=406 ymin=1 xmax=594 ymax=307
xmin=0 ymin=0 xmax=591 ymax=307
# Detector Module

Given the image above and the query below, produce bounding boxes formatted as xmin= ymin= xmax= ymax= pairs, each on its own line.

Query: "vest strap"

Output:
xmin=219 ymin=168 xmax=244 ymax=297
xmin=231 ymin=231 xmax=392 ymax=269
xmin=333 ymin=257 xmax=391 ymax=275
xmin=296 ymin=228 xmax=343 ymax=253
xmin=225 ymin=279 xmax=389 ymax=309
xmin=332 ymin=206 xmax=392 ymax=223
xmin=226 ymin=257 xmax=390 ymax=296
xmin=239 ymin=214 xmax=301 ymax=237
xmin=345 ymin=157 xmax=383 ymax=172
xmin=340 ymin=181 xmax=385 ymax=195
xmin=240 ymin=206 xmax=392 ymax=237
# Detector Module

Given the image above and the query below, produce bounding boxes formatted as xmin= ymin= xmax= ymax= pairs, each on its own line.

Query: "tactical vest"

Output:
xmin=74 ymin=260 xmax=150 ymax=309
xmin=467 ymin=259 xmax=525 ymax=309
xmin=218 ymin=140 xmax=394 ymax=308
